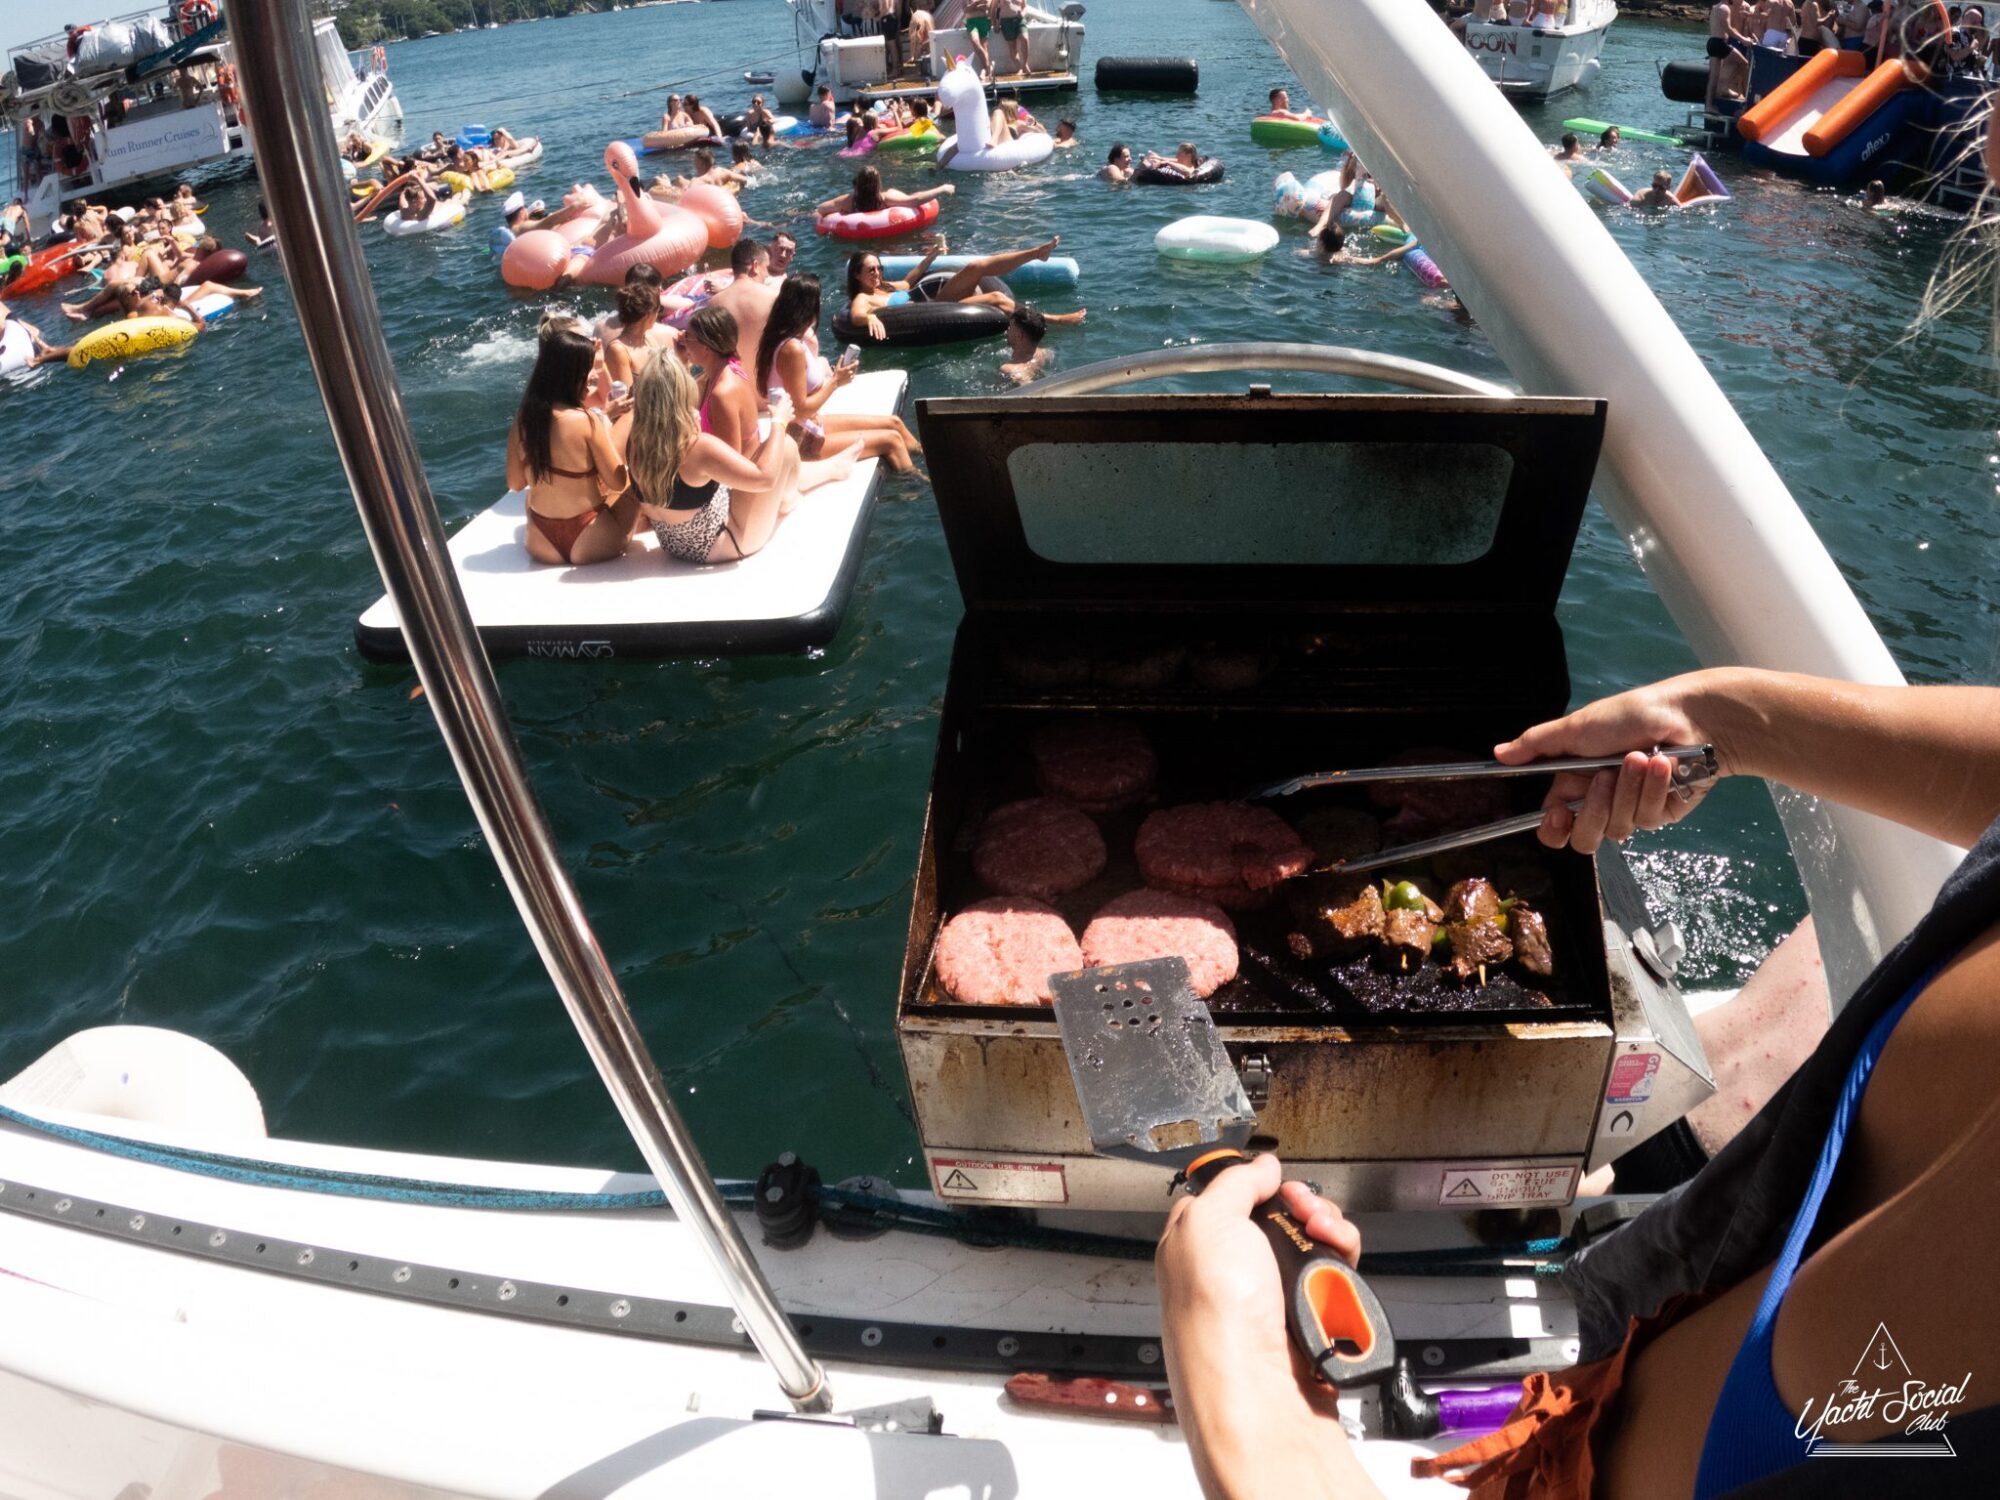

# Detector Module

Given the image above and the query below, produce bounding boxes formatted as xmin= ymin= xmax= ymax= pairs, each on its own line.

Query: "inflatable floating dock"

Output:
xmin=354 ymin=371 xmax=908 ymax=662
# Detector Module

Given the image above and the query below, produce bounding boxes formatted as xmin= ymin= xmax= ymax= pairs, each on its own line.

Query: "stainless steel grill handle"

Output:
xmin=229 ymin=0 xmax=830 ymax=1412
xmin=1014 ymin=341 xmax=1513 ymax=398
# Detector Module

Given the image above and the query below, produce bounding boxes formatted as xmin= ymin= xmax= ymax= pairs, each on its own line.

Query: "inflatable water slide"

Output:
xmin=1737 ymin=49 xmax=1925 ymax=185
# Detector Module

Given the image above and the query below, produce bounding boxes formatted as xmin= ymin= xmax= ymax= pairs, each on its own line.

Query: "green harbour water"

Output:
xmin=1 ymin=0 xmax=1994 ymax=1181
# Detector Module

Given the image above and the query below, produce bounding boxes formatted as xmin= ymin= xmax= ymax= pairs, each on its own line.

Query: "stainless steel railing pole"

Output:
xmin=228 ymin=0 xmax=831 ymax=1413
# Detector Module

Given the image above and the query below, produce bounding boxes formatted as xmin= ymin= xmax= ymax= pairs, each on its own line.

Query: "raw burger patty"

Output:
xmin=973 ymin=797 xmax=1107 ymax=899
xmin=1031 ymin=718 xmax=1158 ymax=812
xmin=934 ymin=898 xmax=1083 ymax=1006
xmin=1136 ymin=803 xmax=1314 ymax=908
xmin=1081 ymin=890 xmax=1238 ymax=997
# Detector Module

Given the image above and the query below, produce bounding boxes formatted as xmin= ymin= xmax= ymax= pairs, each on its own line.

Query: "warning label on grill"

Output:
xmin=932 ymin=1158 xmax=1069 ymax=1205
xmin=1606 ymin=1051 xmax=1661 ymax=1105
xmin=1437 ymin=1165 xmax=1578 ymax=1208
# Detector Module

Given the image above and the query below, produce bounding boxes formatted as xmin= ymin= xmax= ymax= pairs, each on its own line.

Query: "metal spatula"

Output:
xmin=1051 ymin=958 xmax=1396 ymax=1387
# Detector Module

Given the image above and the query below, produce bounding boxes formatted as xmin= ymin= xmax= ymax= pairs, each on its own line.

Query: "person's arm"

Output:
xmin=1156 ymin=1154 xmax=1384 ymax=1500
xmin=586 ymin=407 xmax=624 ymax=490
xmin=817 ymin=190 xmax=855 ymax=215
xmin=1308 ymin=196 xmax=1337 ymax=238
xmin=850 ymin=294 xmax=889 ymax=342
xmin=506 ymin=421 xmax=530 ymax=492
xmin=683 ymin=404 xmax=790 ymax=492
xmin=780 ymin=339 xmax=847 ymax=418
xmin=1355 ymin=239 xmax=1417 ymax=267
xmin=1494 ymin=668 xmax=2000 ymax=852
xmin=887 ymin=183 xmax=956 ymax=206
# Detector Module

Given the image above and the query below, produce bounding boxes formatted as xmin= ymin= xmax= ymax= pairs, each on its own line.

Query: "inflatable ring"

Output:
xmin=1134 ymin=157 xmax=1224 ymax=186
xmin=815 ymin=195 xmax=942 ymax=241
xmin=1155 ymin=215 xmax=1279 ymax=264
xmin=500 ymin=139 xmax=543 ymax=170
xmin=1317 ymin=122 xmax=1349 ymax=153
xmin=1273 ymin=168 xmax=1345 ymax=220
xmin=384 ymin=199 xmax=468 ymax=236
xmin=877 ymin=120 xmax=942 ymax=152
xmin=831 ymin=273 xmax=1011 ymax=348
xmin=1249 ymin=115 xmax=1327 ymax=148
xmin=68 ymin=315 xmax=196 ymax=369
xmin=663 ymin=267 xmax=732 ymax=329
xmin=1369 ymin=226 xmax=1449 ymax=288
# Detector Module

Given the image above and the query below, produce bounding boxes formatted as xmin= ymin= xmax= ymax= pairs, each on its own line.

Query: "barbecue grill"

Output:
xmin=896 ymin=386 xmax=1713 ymax=1213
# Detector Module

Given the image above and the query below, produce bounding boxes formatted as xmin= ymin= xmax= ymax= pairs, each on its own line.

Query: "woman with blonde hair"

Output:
xmin=616 ymin=355 xmax=800 ymax=564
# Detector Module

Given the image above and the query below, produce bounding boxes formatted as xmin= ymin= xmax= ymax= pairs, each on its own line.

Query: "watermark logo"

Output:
xmin=1794 ymin=1322 xmax=1969 ymax=1460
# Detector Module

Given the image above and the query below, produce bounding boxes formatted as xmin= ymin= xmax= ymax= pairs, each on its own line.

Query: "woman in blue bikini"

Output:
xmin=1158 ymin=667 xmax=2000 ymax=1497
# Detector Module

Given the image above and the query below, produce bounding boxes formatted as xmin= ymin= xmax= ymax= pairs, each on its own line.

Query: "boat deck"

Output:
xmin=856 ymin=66 xmax=1079 ymax=104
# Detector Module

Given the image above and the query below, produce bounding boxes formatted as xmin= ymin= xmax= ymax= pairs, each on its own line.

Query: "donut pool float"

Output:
xmin=815 ymin=195 xmax=942 ymax=241
xmin=1155 ymin=215 xmax=1279 ymax=264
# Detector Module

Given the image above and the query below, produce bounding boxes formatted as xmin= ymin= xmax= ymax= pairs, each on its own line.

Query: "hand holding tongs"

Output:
xmin=1251 ymin=745 xmax=1719 ymax=877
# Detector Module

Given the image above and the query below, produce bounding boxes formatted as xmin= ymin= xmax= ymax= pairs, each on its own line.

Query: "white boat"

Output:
xmin=779 ymin=0 xmax=1087 ymax=108
xmin=3 ymin=7 xmax=400 ymax=237
xmin=0 ymin=0 xmax=1966 ymax=1494
xmin=1462 ymin=0 xmax=1616 ymax=101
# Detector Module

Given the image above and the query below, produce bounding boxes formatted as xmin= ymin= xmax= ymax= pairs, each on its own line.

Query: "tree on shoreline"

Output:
xmin=334 ymin=0 xmax=625 ymax=48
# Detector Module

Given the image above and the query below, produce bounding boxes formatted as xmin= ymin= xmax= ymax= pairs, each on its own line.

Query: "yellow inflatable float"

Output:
xmin=67 ymin=317 xmax=197 ymax=369
xmin=441 ymin=165 xmax=516 ymax=195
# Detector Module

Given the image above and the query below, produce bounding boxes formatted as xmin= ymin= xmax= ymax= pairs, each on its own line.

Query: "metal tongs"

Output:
xmin=1253 ymin=744 xmax=1719 ymax=878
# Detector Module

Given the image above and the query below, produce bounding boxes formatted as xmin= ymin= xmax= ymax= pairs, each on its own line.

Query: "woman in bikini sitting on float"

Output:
xmin=755 ymin=273 xmax=922 ymax=474
xmin=616 ymin=356 xmax=802 ymax=565
xmin=844 ymin=233 xmax=1085 ymax=342
xmin=507 ymin=327 xmax=636 ymax=567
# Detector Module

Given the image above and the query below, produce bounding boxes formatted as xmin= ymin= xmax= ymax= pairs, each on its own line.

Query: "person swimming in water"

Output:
xmin=1631 ymin=169 xmax=1679 ymax=208
xmin=1598 ymin=124 xmax=1622 ymax=150
xmin=998 ymin=305 xmax=1053 ymax=386
xmin=1863 ymin=178 xmax=1890 ymax=209
xmin=844 ymin=235 xmax=1085 ymax=341
xmin=1553 ymin=131 xmax=1583 ymax=160
xmin=1101 ymin=142 xmax=1134 ymax=182
xmin=1265 ymin=86 xmax=1314 ymax=121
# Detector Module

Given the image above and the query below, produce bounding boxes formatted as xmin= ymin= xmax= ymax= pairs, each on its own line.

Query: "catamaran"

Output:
xmin=0 ymin=0 xmax=1962 ymax=1493
xmin=3 ymin=3 xmax=400 ymax=235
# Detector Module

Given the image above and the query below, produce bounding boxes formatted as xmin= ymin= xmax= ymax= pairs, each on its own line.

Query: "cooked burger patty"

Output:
xmin=1136 ymin=803 xmax=1314 ymax=908
xmin=1031 ymin=717 xmax=1158 ymax=813
xmin=973 ymin=797 xmax=1108 ymax=899
xmin=1081 ymin=889 xmax=1239 ymax=997
xmin=934 ymin=898 xmax=1084 ymax=1006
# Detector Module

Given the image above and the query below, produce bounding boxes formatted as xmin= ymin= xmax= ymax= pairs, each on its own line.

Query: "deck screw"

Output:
xmin=209 ymin=1231 xmax=227 ymax=1248
xmin=861 ymin=1326 xmax=883 ymax=1347
xmin=54 ymin=1199 xmax=71 ymax=1214
xmin=997 ymin=1336 xmax=1020 ymax=1357
xmin=498 ymin=1281 xmax=517 ymax=1302
xmin=297 ymin=1248 xmax=315 ymax=1266
xmin=611 ymin=1299 xmax=631 ymax=1318
xmin=1137 ymin=1343 xmax=1160 ymax=1365
xmin=129 ymin=1214 xmax=146 ymax=1231
xmin=1422 ymin=1345 xmax=1445 ymax=1368
xmin=392 ymin=1265 xmax=411 ymax=1283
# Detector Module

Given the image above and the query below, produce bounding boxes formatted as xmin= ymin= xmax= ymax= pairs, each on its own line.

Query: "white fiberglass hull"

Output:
xmin=0 ymin=1074 xmax=1575 ymax=1497
xmin=1464 ymin=18 xmax=1611 ymax=100
xmin=1239 ymin=0 xmax=1963 ymax=1004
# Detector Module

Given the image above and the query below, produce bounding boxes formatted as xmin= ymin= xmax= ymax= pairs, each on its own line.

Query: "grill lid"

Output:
xmin=915 ymin=393 xmax=1606 ymax=615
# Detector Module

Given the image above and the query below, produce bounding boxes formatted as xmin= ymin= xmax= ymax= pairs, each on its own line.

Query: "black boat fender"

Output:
xmin=1094 ymin=56 xmax=1199 ymax=93
xmin=1660 ymin=59 xmax=1709 ymax=105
